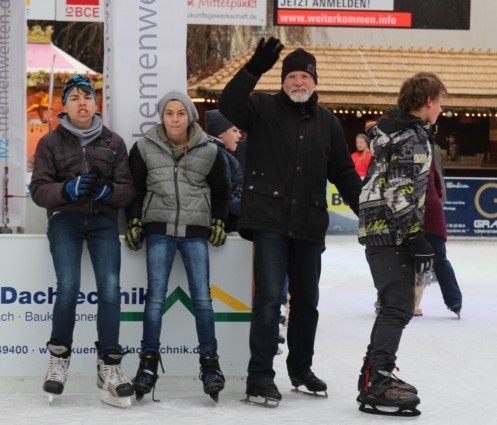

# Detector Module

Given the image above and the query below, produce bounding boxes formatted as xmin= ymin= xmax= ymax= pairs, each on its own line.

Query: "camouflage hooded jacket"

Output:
xmin=358 ymin=109 xmax=432 ymax=247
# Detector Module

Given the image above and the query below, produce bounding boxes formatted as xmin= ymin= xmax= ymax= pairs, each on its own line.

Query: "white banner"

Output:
xmin=0 ymin=1 xmax=26 ymax=231
xmin=0 ymin=236 xmax=252 ymax=377
xmin=103 ymin=0 xmax=187 ymax=150
xmin=28 ymin=0 xmax=265 ymax=25
xmin=187 ymin=0 xmax=266 ymax=26
xmin=26 ymin=0 xmax=56 ymax=19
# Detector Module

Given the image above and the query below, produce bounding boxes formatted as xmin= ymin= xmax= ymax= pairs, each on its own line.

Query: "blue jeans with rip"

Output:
xmin=248 ymin=231 xmax=322 ymax=384
xmin=141 ymin=234 xmax=217 ymax=356
xmin=47 ymin=212 xmax=122 ymax=355
xmin=425 ymin=234 xmax=463 ymax=309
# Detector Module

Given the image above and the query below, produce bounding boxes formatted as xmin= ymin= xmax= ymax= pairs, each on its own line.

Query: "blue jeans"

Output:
xmin=142 ymin=234 xmax=217 ymax=355
xmin=365 ymin=245 xmax=415 ymax=371
xmin=425 ymin=234 xmax=463 ymax=308
xmin=248 ymin=231 xmax=322 ymax=383
xmin=47 ymin=212 xmax=122 ymax=355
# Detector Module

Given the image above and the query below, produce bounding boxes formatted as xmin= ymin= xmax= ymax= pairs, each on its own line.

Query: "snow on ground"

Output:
xmin=1 ymin=235 xmax=495 ymax=425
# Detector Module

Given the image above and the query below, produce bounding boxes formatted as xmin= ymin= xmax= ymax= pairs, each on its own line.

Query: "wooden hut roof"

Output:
xmin=187 ymin=46 xmax=497 ymax=111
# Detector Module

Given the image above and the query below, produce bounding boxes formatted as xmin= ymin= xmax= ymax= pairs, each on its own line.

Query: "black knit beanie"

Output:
xmin=205 ymin=109 xmax=234 ymax=137
xmin=281 ymin=48 xmax=318 ymax=84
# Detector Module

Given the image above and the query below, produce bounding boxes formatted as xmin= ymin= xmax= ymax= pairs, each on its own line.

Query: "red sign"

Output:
xmin=66 ymin=0 xmax=99 ymax=5
xmin=276 ymin=10 xmax=411 ymax=27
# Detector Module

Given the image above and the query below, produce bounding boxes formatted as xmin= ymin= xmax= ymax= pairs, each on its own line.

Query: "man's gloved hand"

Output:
xmin=125 ymin=218 xmax=144 ymax=251
xmin=245 ymin=37 xmax=284 ymax=77
xmin=209 ymin=218 xmax=226 ymax=247
xmin=92 ymin=179 xmax=113 ymax=202
xmin=409 ymin=233 xmax=434 ymax=274
xmin=64 ymin=173 xmax=98 ymax=201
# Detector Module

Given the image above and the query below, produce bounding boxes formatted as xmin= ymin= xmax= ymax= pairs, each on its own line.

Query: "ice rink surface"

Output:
xmin=1 ymin=235 xmax=495 ymax=425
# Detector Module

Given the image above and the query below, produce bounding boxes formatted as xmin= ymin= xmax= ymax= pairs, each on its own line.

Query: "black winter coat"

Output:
xmin=219 ymin=68 xmax=362 ymax=244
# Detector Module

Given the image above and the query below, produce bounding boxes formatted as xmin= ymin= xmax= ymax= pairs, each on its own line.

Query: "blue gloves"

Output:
xmin=64 ymin=173 xmax=98 ymax=201
xmin=209 ymin=218 xmax=226 ymax=247
xmin=92 ymin=179 xmax=113 ymax=202
xmin=64 ymin=174 xmax=113 ymax=202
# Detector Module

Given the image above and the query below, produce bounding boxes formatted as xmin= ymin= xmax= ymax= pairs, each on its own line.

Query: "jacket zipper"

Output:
xmin=174 ymin=161 xmax=180 ymax=236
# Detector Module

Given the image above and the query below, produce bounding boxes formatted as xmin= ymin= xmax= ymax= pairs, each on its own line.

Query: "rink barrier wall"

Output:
xmin=0 ymin=235 xmax=252 ymax=378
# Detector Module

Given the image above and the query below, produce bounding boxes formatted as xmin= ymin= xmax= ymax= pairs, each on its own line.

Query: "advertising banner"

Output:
xmin=187 ymin=0 xmax=266 ymax=26
xmin=0 ymin=2 xmax=26 ymax=230
xmin=55 ymin=0 xmax=102 ymax=22
xmin=0 ymin=236 xmax=252 ymax=377
xmin=444 ymin=177 xmax=497 ymax=237
xmin=274 ymin=0 xmax=471 ymax=29
xmin=327 ymin=183 xmax=358 ymax=234
xmin=327 ymin=177 xmax=497 ymax=238
xmin=29 ymin=0 xmax=266 ymax=25
xmin=103 ymin=0 xmax=187 ymax=152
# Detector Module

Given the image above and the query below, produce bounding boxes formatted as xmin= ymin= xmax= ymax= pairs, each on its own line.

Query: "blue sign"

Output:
xmin=444 ymin=177 xmax=497 ymax=237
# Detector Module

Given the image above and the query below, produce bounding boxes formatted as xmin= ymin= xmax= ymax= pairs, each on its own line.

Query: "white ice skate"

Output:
xmin=43 ymin=344 xmax=71 ymax=405
xmin=97 ymin=354 xmax=133 ymax=408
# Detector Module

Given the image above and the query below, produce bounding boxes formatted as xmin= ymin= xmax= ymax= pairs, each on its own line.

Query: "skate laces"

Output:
xmin=100 ymin=362 xmax=129 ymax=390
xmin=46 ymin=355 xmax=70 ymax=383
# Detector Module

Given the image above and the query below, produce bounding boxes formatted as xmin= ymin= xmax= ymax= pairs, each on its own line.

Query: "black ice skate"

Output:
xmin=358 ymin=369 xmax=421 ymax=417
xmin=96 ymin=344 xmax=134 ymax=408
xmin=199 ymin=352 xmax=225 ymax=402
xmin=289 ymin=369 xmax=328 ymax=398
xmin=357 ymin=357 xmax=417 ymax=397
xmin=132 ymin=351 xmax=164 ymax=402
xmin=449 ymin=304 xmax=462 ymax=319
xmin=43 ymin=343 xmax=71 ymax=404
xmin=241 ymin=379 xmax=282 ymax=408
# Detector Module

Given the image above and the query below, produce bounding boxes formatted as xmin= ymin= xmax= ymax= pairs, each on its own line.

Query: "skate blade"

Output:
xmin=359 ymin=401 xmax=421 ymax=417
xmin=99 ymin=390 xmax=132 ymax=408
xmin=291 ymin=387 xmax=328 ymax=398
xmin=209 ymin=392 xmax=219 ymax=403
xmin=240 ymin=394 xmax=279 ymax=408
xmin=46 ymin=393 xmax=60 ymax=405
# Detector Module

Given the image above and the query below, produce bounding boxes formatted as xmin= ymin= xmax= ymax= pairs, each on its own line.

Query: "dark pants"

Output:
xmin=365 ymin=245 xmax=415 ymax=371
xmin=425 ymin=234 xmax=463 ymax=308
xmin=247 ymin=231 xmax=322 ymax=383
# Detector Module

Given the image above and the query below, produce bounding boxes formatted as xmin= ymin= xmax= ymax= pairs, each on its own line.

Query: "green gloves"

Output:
xmin=209 ymin=218 xmax=226 ymax=247
xmin=126 ymin=218 xmax=225 ymax=249
xmin=125 ymin=218 xmax=144 ymax=251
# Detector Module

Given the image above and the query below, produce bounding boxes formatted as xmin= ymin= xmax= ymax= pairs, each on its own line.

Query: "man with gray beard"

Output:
xmin=219 ymin=37 xmax=362 ymax=407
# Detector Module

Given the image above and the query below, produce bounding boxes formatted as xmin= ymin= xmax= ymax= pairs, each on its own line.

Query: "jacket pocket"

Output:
xmin=308 ymin=193 xmax=329 ymax=236
xmin=243 ymin=181 xmax=285 ymax=224
xmin=90 ymin=147 xmax=117 ymax=177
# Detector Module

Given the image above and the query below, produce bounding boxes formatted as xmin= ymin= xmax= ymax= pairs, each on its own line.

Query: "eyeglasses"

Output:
xmin=284 ymin=74 xmax=313 ymax=82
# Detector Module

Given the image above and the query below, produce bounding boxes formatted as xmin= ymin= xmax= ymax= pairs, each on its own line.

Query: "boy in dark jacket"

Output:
xmin=205 ymin=109 xmax=244 ymax=232
xmin=357 ymin=72 xmax=447 ymax=417
xmin=30 ymin=75 xmax=135 ymax=407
